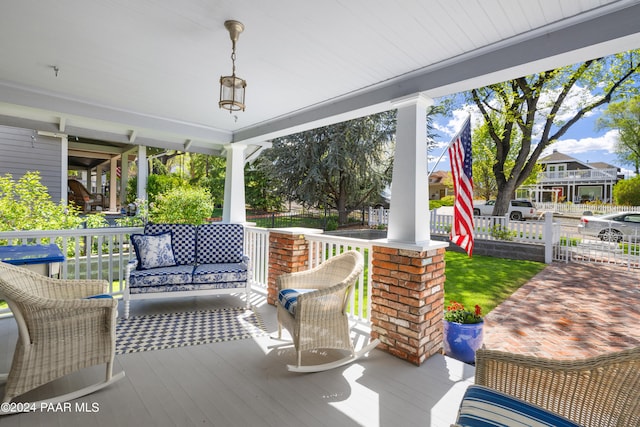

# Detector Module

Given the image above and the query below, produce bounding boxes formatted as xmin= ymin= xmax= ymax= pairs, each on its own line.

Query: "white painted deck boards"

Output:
xmin=0 ymin=289 xmax=474 ymax=426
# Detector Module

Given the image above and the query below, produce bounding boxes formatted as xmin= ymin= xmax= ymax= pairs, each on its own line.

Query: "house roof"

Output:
xmin=539 ymin=151 xmax=620 ymax=170
xmin=0 ymin=1 xmax=639 ymax=156
xmin=429 ymin=171 xmax=450 ymax=184
xmin=538 ymin=151 xmax=579 ymax=163
xmin=589 ymin=161 xmax=619 ymax=170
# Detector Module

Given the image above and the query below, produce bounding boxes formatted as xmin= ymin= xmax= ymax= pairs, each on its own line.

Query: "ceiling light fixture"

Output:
xmin=219 ymin=20 xmax=246 ymax=113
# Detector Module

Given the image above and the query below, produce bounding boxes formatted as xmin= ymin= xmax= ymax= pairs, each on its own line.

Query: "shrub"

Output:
xmin=429 ymin=195 xmax=455 ymax=210
xmin=0 ymin=171 xmax=84 ymax=231
xmin=150 ymin=187 xmax=214 ymax=225
xmin=613 ymin=176 xmax=640 ymax=206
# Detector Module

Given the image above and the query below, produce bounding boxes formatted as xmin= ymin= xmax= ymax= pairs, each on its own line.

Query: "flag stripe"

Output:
xmin=448 ymin=117 xmax=474 ymax=256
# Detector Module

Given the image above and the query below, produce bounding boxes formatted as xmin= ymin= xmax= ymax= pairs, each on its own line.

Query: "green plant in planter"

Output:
xmin=444 ymin=301 xmax=483 ymax=324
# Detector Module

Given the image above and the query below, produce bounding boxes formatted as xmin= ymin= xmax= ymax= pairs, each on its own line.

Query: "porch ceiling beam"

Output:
xmin=0 ymin=83 xmax=234 ymax=144
xmin=68 ymin=149 xmax=114 ymax=160
xmin=68 ymin=142 xmax=126 ymax=154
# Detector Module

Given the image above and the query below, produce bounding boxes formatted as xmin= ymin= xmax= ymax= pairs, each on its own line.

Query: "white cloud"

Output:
xmin=542 ymin=129 xmax=620 ymax=156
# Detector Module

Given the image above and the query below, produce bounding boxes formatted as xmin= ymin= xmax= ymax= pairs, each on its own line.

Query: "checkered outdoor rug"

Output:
xmin=115 ymin=307 xmax=267 ymax=355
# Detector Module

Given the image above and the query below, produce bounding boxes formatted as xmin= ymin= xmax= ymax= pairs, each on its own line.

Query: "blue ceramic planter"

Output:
xmin=443 ymin=319 xmax=484 ymax=364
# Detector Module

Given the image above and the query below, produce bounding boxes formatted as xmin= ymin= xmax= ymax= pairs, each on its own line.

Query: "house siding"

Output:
xmin=0 ymin=125 xmax=62 ymax=201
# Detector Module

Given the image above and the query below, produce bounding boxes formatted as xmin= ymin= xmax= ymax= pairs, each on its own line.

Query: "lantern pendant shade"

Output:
xmin=219 ymin=20 xmax=246 ymax=112
xmin=219 ymin=75 xmax=246 ymax=112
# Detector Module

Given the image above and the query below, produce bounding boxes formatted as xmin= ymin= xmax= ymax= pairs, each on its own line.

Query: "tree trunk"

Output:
xmin=493 ymin=180 xmax=517 ymax=216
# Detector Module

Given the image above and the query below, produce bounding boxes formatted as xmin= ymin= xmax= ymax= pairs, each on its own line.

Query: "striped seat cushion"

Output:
xmin=456 ymin=385 xmax=580 ymax=427
xmin=277 ymin=288 xmax=317 ymax=316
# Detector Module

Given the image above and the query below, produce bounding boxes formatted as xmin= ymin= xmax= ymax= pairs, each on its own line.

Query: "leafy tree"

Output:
xmin=468 ymin=49 xmax=640 ymax=215
xmin=245 ymin=158 xmax=284 ymax=212
xmin=126 ymin=174 xmax=187 ymax=205
xmin=190 ymin=154 xmax=226 ymax=208
xmin=150 ymin=187 xmax=214 ymax=224
xmin=597 ymin=96 xmax=640 ymax=174
xmin=613 ymin=175 xmax=640 ymax=205
xmin=260 ymin=111 xmax=397 ymax=224
xmin=471 ymin=117 xmax=502 ymax=200
xmin=0 ymin=171 xmax=84 ymax=231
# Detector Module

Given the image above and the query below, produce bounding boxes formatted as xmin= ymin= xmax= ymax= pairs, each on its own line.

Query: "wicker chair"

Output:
xmin=473 ymin=347 xmax=640 ymax=427
xmin=276 ymin=250 xmax=378 ymax=372
xmin=0 ymin=261 xmax=124 ymax=412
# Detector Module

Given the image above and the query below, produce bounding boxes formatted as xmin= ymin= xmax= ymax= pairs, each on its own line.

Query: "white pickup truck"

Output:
xmin=473 ymin=199 xmax=538 ymax=221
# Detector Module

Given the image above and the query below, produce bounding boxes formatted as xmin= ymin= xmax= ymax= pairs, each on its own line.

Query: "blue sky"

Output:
xmin=429 ymin=94 xmax=630 ymax=178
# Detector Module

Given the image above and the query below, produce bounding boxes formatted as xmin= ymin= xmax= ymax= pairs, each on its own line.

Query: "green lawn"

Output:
xmin=443 ymin=251 xmax=546 ymax=316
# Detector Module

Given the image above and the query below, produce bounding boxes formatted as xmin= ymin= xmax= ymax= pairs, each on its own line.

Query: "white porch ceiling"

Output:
xmin=0 ymin=0 xmax=639 ymax=155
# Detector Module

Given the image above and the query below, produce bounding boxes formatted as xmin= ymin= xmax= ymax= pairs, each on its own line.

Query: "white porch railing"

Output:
xmin=0 ymin=227 xmax=142 ymax=317
xmin=304 ymin=233 xmax=373 ymax=323
xmin=536 ymin=168 xmax=618 ymax=182
xmin=244 ymin=226 xmax=270 ymax=290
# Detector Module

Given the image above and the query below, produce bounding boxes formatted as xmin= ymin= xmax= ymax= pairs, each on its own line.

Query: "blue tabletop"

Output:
xmin=0 ymin=244 xmax=65 ymax=265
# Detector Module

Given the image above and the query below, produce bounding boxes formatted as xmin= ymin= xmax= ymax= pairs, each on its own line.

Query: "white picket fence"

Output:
xmin=531 ymin=202 xmax=640 ymax=216
xmin=369 ymin=206 xmax=551 ymax=245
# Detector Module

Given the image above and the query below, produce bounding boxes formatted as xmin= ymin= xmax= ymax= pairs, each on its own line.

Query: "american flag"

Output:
xmin=448 ymin=116 xmax=474 ymax=256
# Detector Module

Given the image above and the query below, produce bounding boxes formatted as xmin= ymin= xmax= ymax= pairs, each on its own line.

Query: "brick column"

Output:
xmin=371 ymin=244 xmax=447 ymax=366
xmin=267 ymin=228 xmax=321 ymax=305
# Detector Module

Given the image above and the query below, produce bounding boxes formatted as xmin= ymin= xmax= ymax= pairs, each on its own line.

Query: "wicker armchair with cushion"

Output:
xmin=275 ymin=250 xmax=379 ymax=372
xmin=0 ymin=262 xmax=124 ymax=413
xmin=454 ymin=347 xmax=640 ymax=427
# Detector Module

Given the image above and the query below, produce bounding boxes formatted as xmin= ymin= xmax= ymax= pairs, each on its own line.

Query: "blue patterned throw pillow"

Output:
xmin=131 ymin=232 xmax=177 ymax=270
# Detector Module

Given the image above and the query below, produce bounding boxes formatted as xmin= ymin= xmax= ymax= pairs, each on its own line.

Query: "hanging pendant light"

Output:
xmin=219 ymin=20 xmax=246 ymax=112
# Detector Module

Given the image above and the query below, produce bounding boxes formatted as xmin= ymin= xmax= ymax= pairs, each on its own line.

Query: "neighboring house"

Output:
xmin=0 ymin=126 xmax=64 ymax=202
xmin=528 ymin=150 xmax=624 ymax=203
xmin=429 ymin=171 xmax=452 ymax=200
xmin=0 ymin=124 xmax=140 ymax=212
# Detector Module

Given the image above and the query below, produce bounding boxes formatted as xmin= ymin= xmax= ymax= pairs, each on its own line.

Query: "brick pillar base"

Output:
xmin=267 ymin=230 xmax=311 ymax=305
xmin=371 ymin=245 xmax=446 ymax=366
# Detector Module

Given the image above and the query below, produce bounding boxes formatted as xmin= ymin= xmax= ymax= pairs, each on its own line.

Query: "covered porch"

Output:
xmin=0 ymin=290 xmax=475 ymax=426
xmin=1 ymin=1 xmax=640 ymax=425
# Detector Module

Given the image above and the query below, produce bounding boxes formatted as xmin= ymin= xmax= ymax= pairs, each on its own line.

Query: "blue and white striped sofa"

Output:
xmin=123 ymin=223 xmax=250 ymax=318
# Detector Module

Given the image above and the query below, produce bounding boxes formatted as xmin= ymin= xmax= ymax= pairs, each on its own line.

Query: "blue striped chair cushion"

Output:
xmin=278 ymin=288 xmax=317 ymax=316
xmin=456 ymin=385 xmax=580 ymax=427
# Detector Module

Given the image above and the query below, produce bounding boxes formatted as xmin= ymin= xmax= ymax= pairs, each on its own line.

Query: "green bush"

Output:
xmin=0 ymin=171 xmax=84 ymax=231
xmin=326 ymin=218 xmax=339 ymax=231
xmin=490 ymin=224 xmax=516 ymax=241
xmin=429 ymin=195 xmax=455 ymax=210
xmin=126 ymin=174 xmax=187 ymax=205
xmin=150 ymin=187 xmax=214 ymax=225
xmin=613 ymin=176 xmax=640 ymax=205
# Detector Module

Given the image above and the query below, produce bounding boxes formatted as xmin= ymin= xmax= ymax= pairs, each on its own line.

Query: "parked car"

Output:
xmin=578 ymin=211 xmax=640 ymax=242
xmin=473 ymin=199 xmax=538 ymax=221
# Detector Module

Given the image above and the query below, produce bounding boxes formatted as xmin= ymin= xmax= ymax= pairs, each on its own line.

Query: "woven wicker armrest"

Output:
xmin=277 ymin=270 xmax=318 ymax=291
xmin=295 ymin=281 xmax=352 ymax=320
xmin=474 ymin=347 xmax=640 ymax=427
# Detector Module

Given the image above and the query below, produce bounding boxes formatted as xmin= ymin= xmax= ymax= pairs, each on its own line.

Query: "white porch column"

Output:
xmin=387 ymin=94 xmax=433 ymax=245
xmin=60 ymin=135 xmax=68 ymax=205
xmin=137 ymin=145 xmax=148 ymax=202
xmin=109 ymin=156 xmax=118 ymax=211
xmin=120 ymin=150 xmax=133 ymax=206
xmin=222 ymin=143 xmax=247 ymax=223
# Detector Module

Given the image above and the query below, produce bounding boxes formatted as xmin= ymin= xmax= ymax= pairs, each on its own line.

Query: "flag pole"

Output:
xmin=428 ymin=115 xmax=471 ymax=177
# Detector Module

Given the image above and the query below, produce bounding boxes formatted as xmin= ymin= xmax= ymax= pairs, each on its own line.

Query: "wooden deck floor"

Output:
xmin=0 ymin=289 xmax=474 ymax=426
